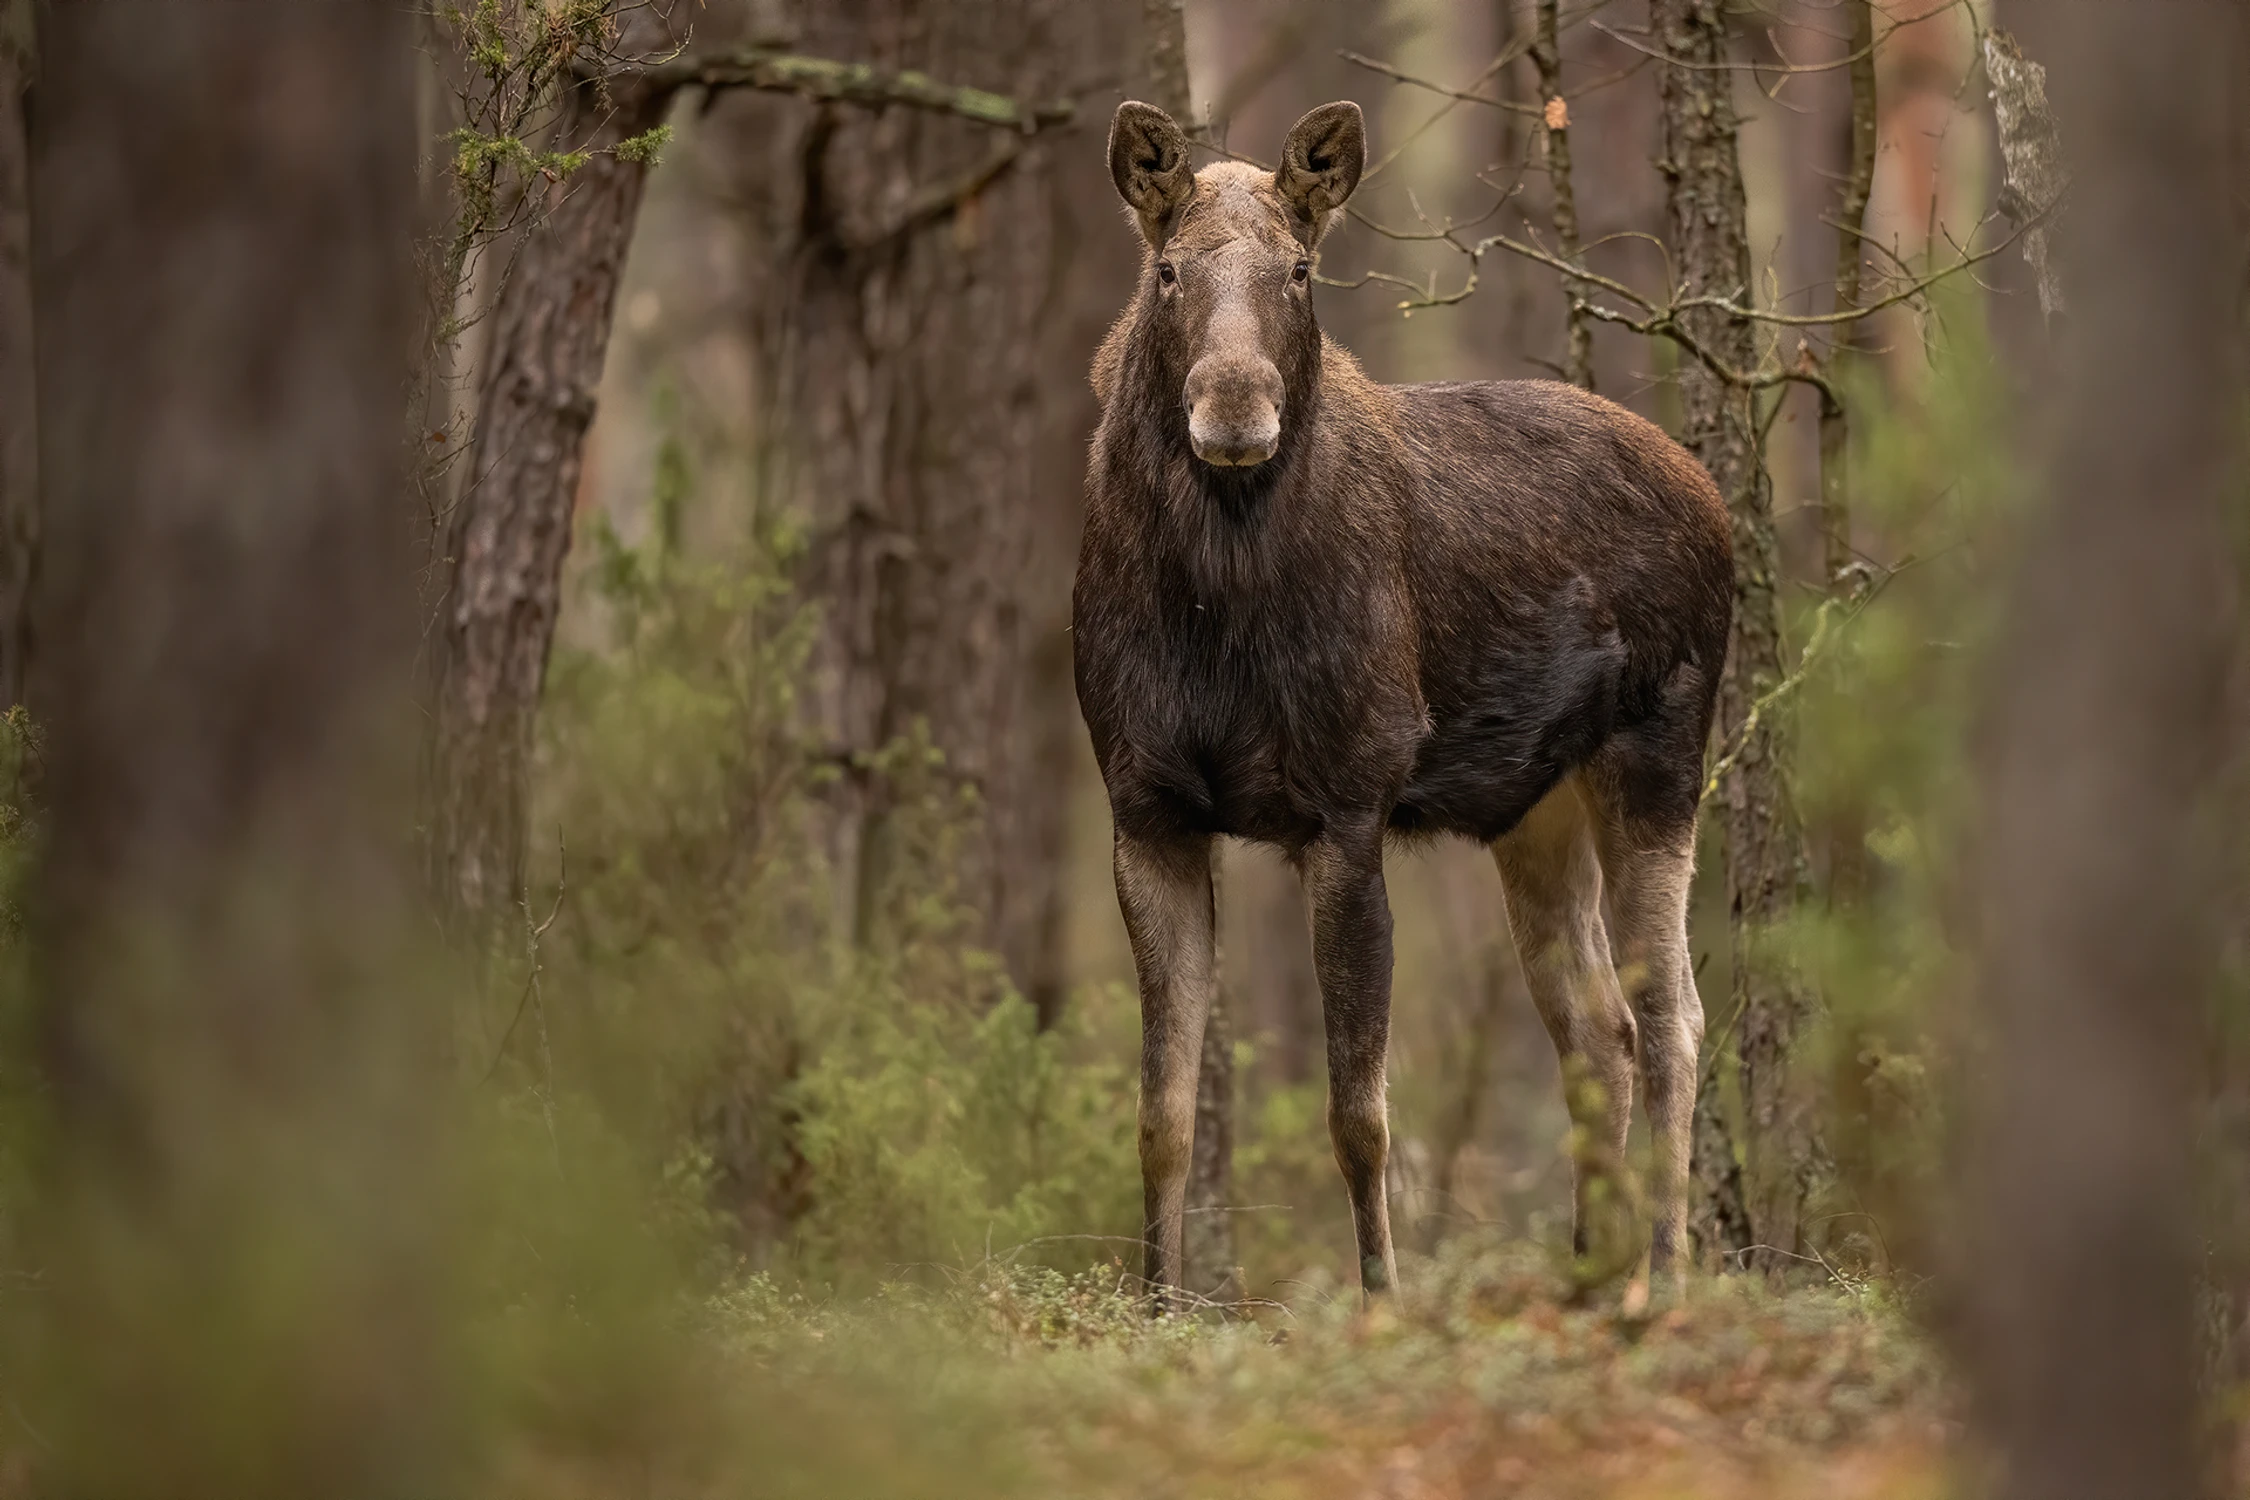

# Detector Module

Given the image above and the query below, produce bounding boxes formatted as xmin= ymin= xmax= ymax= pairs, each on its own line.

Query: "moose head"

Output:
xmin=1106 ymin=100 xmax=1365 ymax=469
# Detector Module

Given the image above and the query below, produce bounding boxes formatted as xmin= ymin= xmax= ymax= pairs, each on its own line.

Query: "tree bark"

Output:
xmin=1654 ymin=0 xmax=1813 ymax=1273
xmin=0 ymin=2 xmax=31 ymax=708
xmin=723 ymin=0 xmax=1108 ymax=982
xmin=1817 ymin=0 xmax=1875 ymax=592
xmin=1424 ymin=930 xmax=1514 ymax=1251
xmin=1983 ymin=28 xmax=2067 ymax=328
xmin=428 ymin=44 xmax=678 ymax=926
xmin=1185 ymin=847 xmax=1240 ymax=1303
xmin=27 ymin=3 xmax=436 ymax=1492
xmin=1816 ymin=0 xmax=1878 ymax=914
xmin=1957 ymin=6 xmax=2237 ymax=1495
xmin=1143 ymin=0 xmax=1192 ymax=120
xmin=1531 ymin=0 xmax=1592 ymax=392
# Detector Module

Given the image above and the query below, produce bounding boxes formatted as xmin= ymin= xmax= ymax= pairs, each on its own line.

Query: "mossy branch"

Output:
xmin=629 ymin=48 xmax=1075 ymax=134
xmin=1698 ymin=588 xmax=1869 ymax=806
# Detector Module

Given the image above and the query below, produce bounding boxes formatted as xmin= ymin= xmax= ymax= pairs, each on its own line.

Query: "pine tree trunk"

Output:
xmin=1816 ymin=0 xmax=1877 ymax=912
xmin=1958 ymin=7 xmax=2235 ymax=1493
xmin=1818 ymin=0 xmax=1875 ymax=592
xmin=428 ymin=51 xmax=677 ymax=927
xmin=1531 ymin=0 xmax=1593 ymax=392
xmin=1653 ymin=0 xmax=1813 ymax=1274
xmin=27 ymin=3 xmax=437 ymax=1489
xmin=723 ymin=0 xmax=1106 ymax=984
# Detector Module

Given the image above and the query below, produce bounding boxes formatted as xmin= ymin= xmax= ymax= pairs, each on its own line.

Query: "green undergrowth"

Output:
xmin=670 ymin=1239 xmax=1948 ymax=1500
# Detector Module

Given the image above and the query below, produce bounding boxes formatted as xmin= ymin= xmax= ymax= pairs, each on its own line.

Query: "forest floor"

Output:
xmin=691 ymin=1240 xmax=1956 ymax=1500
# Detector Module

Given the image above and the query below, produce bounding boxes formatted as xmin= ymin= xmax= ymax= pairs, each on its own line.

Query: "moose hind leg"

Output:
xmin=1301 ymin=820 xmax=1399 ymax=1297
xmin=1114 ymin=830 xmax=1217 ymax=1307
xmin=1493 ymin=775 xmax=1636 ymax=1262
xmin=1587 ymin=770 xmax=1705 ymax=1283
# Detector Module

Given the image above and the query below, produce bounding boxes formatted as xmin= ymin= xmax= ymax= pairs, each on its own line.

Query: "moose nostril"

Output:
xmin=1187 ymin=401 xmax=1280 ymax=467
xmin=1182 ymin=355 xmax=1284 ymax=466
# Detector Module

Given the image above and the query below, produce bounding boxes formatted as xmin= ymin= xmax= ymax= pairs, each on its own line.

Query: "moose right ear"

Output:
xmin=1275 ymin=101 xmax=1364 ymax=247
xmin=1108 ymin=101 xmax=1196 ymax=248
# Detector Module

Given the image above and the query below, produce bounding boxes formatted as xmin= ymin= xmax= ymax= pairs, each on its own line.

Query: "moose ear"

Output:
xmin=1109 ymin=101 xmax=1196 ymax=248
xmin=1275 ymin=101 xmax=1365 ymax=244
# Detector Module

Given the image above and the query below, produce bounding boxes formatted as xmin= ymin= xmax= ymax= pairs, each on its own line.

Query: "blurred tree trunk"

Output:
xmin=1424 ymin=932 xmax=1515 ymax=1250
xmin=428 ymin=25 xmax=679 ymax=928
xmin=725 ymin=0 xmax=1103 ymax=989
xmin=0 ymin=1 xmax=30 ymax=708
xmin=1958 ymin=5 xmax=2237 ymax=1495
xmin=1654 ymin=0 xmax=1814 ymax=1273
xmin=1817 ymin=0 xmax=1874 ymax=595
xmin=1185 ymin=852 xmax=1240 ymax=1303
xmin=1811 ymin=0 xmax=1877 ymax=932
xmin=1239 ymin=856 xmax=1319 ymax=1085
xmin=26 ymin=3 xmax=438 ymax=1493
xmin=1017 ymin=3 xmax=1143 ymax=1031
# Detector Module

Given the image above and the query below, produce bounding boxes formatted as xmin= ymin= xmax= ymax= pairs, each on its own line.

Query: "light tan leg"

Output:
xmin=1588 ymin=791 xmax=1704 ymax=1283
xmin=1114 ymin=829 xmax=1215 ymax=1306
xmin=1493 ymin=775 xmax=1636 ymax=1261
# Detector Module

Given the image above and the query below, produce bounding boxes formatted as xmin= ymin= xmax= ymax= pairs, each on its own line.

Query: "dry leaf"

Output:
xmin=1544 ymin=96 xmax=1569 ymax=132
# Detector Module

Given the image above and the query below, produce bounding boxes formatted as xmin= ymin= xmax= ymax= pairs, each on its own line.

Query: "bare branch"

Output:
xmin=1588 ymin=0 xmax=1966 ymax=77
xmin=629 ymin=47 xmax=1076 ymax=133
xmin=1339 ymin=49 xmax=1540 ymax=116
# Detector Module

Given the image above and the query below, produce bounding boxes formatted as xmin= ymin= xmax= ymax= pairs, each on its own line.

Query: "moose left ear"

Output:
xmin=1275 ymin=101 xmax=1365 ymax=244
xmin=1110 ymin=101 xmax=1197 ymax=248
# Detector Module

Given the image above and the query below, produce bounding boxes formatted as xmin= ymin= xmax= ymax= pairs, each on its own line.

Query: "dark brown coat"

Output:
xmin=1076 ymin=102 xmax=1729 ymax=1300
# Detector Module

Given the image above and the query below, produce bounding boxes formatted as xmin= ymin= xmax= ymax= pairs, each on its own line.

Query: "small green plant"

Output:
xmin=433 ymin=0 xmax=674 ymax=334
xmin=530 ymin=420 xmax=1141 ymax=1291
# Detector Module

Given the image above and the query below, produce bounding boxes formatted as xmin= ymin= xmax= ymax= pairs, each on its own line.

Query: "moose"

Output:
xmin=1073 ymin=99 xmax=1733 ymax=1301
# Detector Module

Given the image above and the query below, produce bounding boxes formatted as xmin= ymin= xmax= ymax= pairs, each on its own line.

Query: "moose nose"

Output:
xmin=1184 ymin=356 xmax=1284 ymax=468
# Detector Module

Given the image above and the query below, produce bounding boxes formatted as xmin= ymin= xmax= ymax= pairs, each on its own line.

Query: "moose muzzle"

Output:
xmin=1184 ymin=354 xmax=1284 ymax=468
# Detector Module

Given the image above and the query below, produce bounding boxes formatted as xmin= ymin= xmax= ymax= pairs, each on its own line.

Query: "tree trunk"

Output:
xmin=428 ymin=53 xmax=677 ymax=927
xmin=1816 ymin=0 xmax=1878 ymax=914
xmin=1239 ymin=853 xmax=1319 ymax=1085
xmin=723 ymin=0 xmax=1106 ymax=982
xmin=1984 ymin=28 xmax=2068 ymax=329
xmin=1817 ymin=0 xmax=1875 ymax=592
xmin=27 ymin=3 xmax=437 ymax=1492
xmin=1185 ymin=847 xmax=1240 ymax=1303
xmin=1957 ymin=6 xmax=2236 ymax=1495
xmin=1017 ymin=1 xmax=1145 ymax=1029
xmin=1654 ymin=0 xmax=1813 ymax=1273
xmin=1424 ymin=930 xmax=1514 ymax=1252
xmin=0 ymin=3 xmax=31 ymax=709
xmin=1530 ymin=0 xmax=1592 ymax=392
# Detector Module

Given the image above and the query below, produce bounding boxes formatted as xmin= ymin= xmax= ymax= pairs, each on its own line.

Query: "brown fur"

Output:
xmin=1077 ymin=103 xmax=1731 ymax=1300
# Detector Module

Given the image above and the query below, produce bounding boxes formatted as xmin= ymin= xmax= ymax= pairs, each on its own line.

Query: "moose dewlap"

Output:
xmin=1072 ymin=100 xmax=1733 ymax=1304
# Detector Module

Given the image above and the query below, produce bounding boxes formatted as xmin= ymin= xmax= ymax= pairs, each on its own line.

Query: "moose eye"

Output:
xmin=1291 ymin=260 xmax=1311 ymax=283
xmin=1156 ymin=260 xmax=1177 ymax=285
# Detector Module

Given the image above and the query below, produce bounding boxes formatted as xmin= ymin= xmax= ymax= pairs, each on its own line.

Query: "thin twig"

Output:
xmin=482 ymin=834 xmax=568 ymax=1084
xmin=1588 ymin=0 xmax=1965 ymax=77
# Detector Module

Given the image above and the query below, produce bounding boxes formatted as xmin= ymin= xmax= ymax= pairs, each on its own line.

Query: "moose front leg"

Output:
xmin=1114 ymin=828 xmax=1217 ymax=1307
xmin=1301 ymin=819 xmax=1399 ymax=1298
